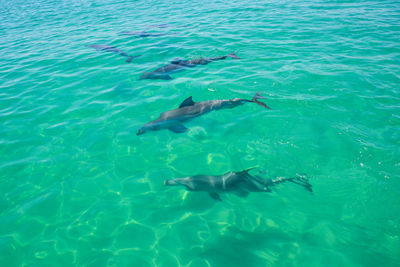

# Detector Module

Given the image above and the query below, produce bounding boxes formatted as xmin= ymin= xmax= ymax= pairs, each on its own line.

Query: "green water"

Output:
xmin=1 ymin=0 xmax=400 ymax=266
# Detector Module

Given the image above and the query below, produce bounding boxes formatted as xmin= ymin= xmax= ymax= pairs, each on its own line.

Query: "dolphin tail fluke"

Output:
xmin=126 ymin=55 xmax=140 ymax=63
xmin=251 ymin=92 xmax=271 ymax=109
xmin=227 ymin=52 xmax=241 ymax=59
xmin=274 ymin=175 xmax=313 ymax=192
xmin=288 ymin=175 xmax=313 ymax=192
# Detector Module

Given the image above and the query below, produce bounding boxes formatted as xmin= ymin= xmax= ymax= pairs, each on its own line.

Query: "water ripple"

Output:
xmin=1 ymin=0 xmax=400 ymax=266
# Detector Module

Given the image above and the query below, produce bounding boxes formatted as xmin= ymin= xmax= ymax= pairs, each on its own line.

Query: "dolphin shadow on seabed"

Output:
xmin=164 ymin=168 xmax=312 ymax=201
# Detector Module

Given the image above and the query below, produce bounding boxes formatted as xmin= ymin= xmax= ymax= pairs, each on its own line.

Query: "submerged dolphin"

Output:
xmin=145 ymin=23 xmax=197 ymax=29
xmin=119 ymin=31 xmax=173 ymax=37
xmin=164 ymin=168 xmax=312 ymax=201
xmin=147 ymin=24 xmax=170 ymax=28
xmin=139 ymin=52 xmax=240 ymax=80
xmin=136 ymin=93 xmax=270 ymax=135
xmin=86 ymin=45 xmax=140 ymax=63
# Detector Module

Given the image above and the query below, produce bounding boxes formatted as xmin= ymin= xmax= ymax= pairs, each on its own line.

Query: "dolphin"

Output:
xmin=164 ymin=168 xmax=312 ymax=201
xmin=136 ymin=92 xmax=270 ymax=135
xmin=145 ymin=23 xmax=198 ymax=29
xmin=86 ymin=44 xmax=140 ymax=63
xmin=139 ymin=52 xmax=240 ymax=80
xmin=148 ymin=24 xmax=170 ymax=28
xmin=119 ymin=31 xmax=173 ymax=37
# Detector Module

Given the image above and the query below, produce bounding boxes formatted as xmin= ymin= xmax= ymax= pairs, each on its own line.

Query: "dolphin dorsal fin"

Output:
xmin=171 ymin=59 xmax=183 ymax=64
xmin=179 ymin=96 xmax=195 ymax=108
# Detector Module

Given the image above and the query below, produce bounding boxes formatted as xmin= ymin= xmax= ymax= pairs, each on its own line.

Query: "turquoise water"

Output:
xmin=1 ymin=0 xmax=400 ymax=266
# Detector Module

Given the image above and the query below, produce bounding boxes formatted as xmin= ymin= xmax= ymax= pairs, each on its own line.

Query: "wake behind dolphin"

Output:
xmin=139 ymin=52 xmax=240 ymax=80
xmin=86 ymin=45 xmax=140 ymax=63
xmin=136 ymin=92 xmax=270 ymax=135
xmin=164 ymin=168 xmax=312 ymax=201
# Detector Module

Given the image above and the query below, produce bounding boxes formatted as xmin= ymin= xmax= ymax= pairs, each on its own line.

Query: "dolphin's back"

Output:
xmin=189 ymin=172 xmax=245 ymax=191
xmin=188 ymin=175 xmax=223 ymax=191
xmin=158 ymin=101 xmax=217 ymax=120
xmin=155 ymin=64 xmax=183 ymax=73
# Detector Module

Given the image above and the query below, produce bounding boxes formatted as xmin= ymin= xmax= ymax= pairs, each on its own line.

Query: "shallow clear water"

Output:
xmin=1 ymin=0 xmax=400 ymax=266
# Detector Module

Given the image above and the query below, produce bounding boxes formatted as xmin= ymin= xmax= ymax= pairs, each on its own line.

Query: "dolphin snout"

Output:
xmin=164 ymin=180 xmax=177 ymax=186
xmin=136 ymin=128 xmax=145 ymax=135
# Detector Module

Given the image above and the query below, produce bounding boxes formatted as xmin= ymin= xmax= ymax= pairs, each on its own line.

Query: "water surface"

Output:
xmin=1 ymin=0 xmax=400 ymax=266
